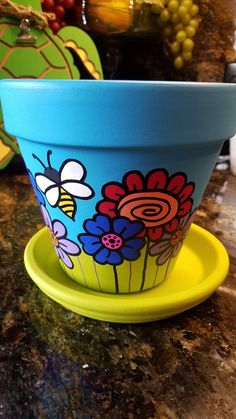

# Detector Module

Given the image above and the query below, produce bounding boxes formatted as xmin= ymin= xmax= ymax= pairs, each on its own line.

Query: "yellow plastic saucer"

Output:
xmin=24 ymin=224 xmax=229 ymax=323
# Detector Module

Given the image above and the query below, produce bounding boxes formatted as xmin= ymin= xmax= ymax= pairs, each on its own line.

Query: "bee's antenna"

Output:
xmin=32 ymin=153 xmax=46 ymax=169
xmin=47 ymin=150 xmax=52 ymax=168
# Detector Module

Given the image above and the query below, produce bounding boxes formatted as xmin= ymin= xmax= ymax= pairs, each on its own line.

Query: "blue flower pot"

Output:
xmin=1 ymin=79 xmax=236 ymax=294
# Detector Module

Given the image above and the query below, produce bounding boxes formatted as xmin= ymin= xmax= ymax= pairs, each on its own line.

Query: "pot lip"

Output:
xmin=2 ymin=79 xmax=236 ymax=148
xmin=1 ymin=79 xmax=236 ymax=90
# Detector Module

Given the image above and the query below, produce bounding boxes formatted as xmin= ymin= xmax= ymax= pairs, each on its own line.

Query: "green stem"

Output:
xmin=77 ymin=256 xmax=88 ymax=287
xmin=152 ymin=264 xmax=159 ymax=287
xmin=164 ymin=257 xmax=172 ymax=281
xmin=128 ymin=262 xmax=132 ymax=293
xmin=140 ymin=238 xmax=150 ymax=291
xmin=113 ymin=265 xmax=119 ymax=294
xmin=93 ymin=260 xmax=102 ymax=291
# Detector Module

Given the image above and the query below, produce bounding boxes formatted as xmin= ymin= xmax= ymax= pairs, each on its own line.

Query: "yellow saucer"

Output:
xmin=24 ymin=224 xmax=229 ymax=323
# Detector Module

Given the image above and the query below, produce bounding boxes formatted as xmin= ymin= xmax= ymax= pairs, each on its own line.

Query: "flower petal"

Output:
xmin=149 ymin=239 xmax=170 ymax=256
xmin=113 ymin=218 xmax=144 ymax=239
xmin=124 ymin=171 xmax=144 ymax=191
xmin=94 ymin=248 xmax=122 ymax=265
xmin=57 ymin=247 xmax=73 ymax=268
xmin=40 ymin=205 xmax=52 ymax=229
xmin=79 ymin=234 xmax=102 ymax=254
xmin=148 ymin=226 xmax=163 ymax=241
xmin=84 ymin=215 xmax=110 ymax=235
xmin=121 ymin=238 xmax=145 ymax=260
xmin=102 ymin=183 xmax=126 ymax=201
xmin=58 ymin=238 xmax=80 ymax=255
xmin=147 ymin=169 xmax=167 ymax=190
xmin=178 ymin=200 xmax=193 ymax=217
xmin=157 ymin=248 xmax=173 ymax=265
xmin=54 ymin=245 xmax=60 ymax=259
xmin=107 ymin=251 xmax=122 ymax=265
xmin=182 ymin=218 xmax=193 ymax=234
xmin=125 ymin=237 xmax=146 ymax=251
xmin=167 ymin=174 xmax=186 ymax=194
xmin=121 ymin=246 xmax=140 ymax=261
xmin=97 ymin=201 xmax=116 ymax=218
xmin=165 ymin=218 xmax=179 ymax=233
xmin=178 ymin=212 xmax=191 ymax=228
xmin=178 ymin=183 xmax=195 ymax=202
xmin=94 ymin=248 xmax=110 ymax=264
xmin=172 ymin=241 xmax=183 ymax=257
xmin=52 ymin=220 xmax=66 ymax=238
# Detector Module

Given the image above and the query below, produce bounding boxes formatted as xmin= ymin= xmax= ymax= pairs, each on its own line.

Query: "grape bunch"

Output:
xmin=152 ymin=0 xmax=200 ymax=69
xmin=41 ymin=0 xmax=200 ymax=69
xmin=41 ymin=0 xmax=80 ymax=33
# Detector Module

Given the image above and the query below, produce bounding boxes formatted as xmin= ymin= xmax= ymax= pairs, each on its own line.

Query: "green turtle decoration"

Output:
xmin=0 ymin=0 xmax=103 ymax=169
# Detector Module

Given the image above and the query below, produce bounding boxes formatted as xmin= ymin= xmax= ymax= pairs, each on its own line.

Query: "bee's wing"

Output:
xmin=35 ymin=174 xmax=59 ymax=206
xmin=35 ymin=174 xmax=55 ymax=193
xmin=46 ymin=186 xmax=60 ymax=207
xmin=60 ymin=160 xmax=93 ymax=198
xmin=60 ymin=160 xmax=84 ymax=182
xmin=62 ymin=181 xmax=93 ymax=198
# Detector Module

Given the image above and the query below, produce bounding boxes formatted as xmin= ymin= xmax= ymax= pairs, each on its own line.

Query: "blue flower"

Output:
xmin=28 ymin=170 xmax=45 ymax=206
xmin=78 ymin=215 xmax=145 ymax=265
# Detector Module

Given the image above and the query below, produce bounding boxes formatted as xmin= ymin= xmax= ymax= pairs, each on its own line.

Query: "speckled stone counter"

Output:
xmin=0 ymin=157 xmax=236 ymax=419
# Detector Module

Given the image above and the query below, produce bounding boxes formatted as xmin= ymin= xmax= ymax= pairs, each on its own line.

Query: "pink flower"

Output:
xmin=149 ymin=211 xmax=195 ymax=265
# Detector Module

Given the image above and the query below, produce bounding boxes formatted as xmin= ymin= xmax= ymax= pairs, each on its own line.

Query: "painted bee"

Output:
xmin=33 ymin=150 xmax=94 ymax=220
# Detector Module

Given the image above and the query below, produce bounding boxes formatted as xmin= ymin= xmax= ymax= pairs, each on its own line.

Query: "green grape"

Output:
xmin=189 ymin=4 xmax=199 ymax=17
xmin=181 ymin=0 xmax=192 ymax=11
xmin=183 ymin=38 xmax=194 ymax=51
xmin=176 ymin=30 xmax=186 ymax=42
xmin=185 ymin=25 xmax=196 ymax=37
xmin=182 ymin=50 xmax=192 ymax=61
xmin=157 ymin=0 xmax=199 ymax=69
xmin=174 ymin=22 xmax=184 ymax=32
xmin=181 ymin=13 xmax=191 ymax=24
xmin=151 ymin=3 xmax=164 ymax=14
xmin=190 ymin=18 xmax=199 ymax=28
xmin=170 ymin=12 xmax=180 ymax=23
xmin=178 ymin=5 xmax=187 ymax=18
xmin=167 ymin=0 xmax=179 ymax=13
xmin=174 ymin=55 xmax=184 ymax=69
xmin=171 ymin=40 xmax=181 ymax=53
xmin=160 ymin=8 xmax=170 ymax=22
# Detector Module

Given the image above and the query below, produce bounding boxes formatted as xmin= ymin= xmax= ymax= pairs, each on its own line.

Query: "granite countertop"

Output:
xmin=0 ymin=157 xmax=236 ymax=419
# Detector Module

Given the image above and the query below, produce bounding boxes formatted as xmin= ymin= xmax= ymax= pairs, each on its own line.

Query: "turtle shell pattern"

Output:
xmin=0 ymin=17 xmax=101 ymax=168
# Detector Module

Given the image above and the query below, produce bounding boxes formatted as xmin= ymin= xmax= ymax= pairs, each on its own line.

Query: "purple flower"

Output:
xmin=149 ymin=211 xmax=195 ymax=265
xmin=78 ymin=214 xmax=145 ymax=265
xmin=41 ymin=205 xmax=80 ymax=269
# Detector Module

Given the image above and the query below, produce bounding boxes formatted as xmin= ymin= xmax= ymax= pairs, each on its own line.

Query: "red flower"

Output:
xmin=97 ymin=169 xmax=195 ymax=241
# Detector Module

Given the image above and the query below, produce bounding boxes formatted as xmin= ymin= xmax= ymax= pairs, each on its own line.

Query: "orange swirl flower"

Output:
xmin=97 ymin=169 xmax=195 ymax=241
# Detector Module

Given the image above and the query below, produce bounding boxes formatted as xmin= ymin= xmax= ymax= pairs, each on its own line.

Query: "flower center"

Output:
xmin=48 ymin=228 xmax=59 ymax=247
xmin=171 ymin=230 xmax=183 ymax=246
xmin=101 ymin=233 xmax=123 ymax=250
xmin=118 ymin=191 xmax=178 ymax=228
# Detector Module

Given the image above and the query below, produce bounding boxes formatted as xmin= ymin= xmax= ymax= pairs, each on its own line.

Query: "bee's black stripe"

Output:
xmin=58 ymin=188 xmax=76 ymax=219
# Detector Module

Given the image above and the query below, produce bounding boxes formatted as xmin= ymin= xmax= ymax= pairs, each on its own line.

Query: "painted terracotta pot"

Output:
xmin=1 ymin=79 xmax=236 ymax=293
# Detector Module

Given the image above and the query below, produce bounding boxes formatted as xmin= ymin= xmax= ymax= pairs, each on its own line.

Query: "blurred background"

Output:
xmin=40 ymin=0 xmax=236 ymax=82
